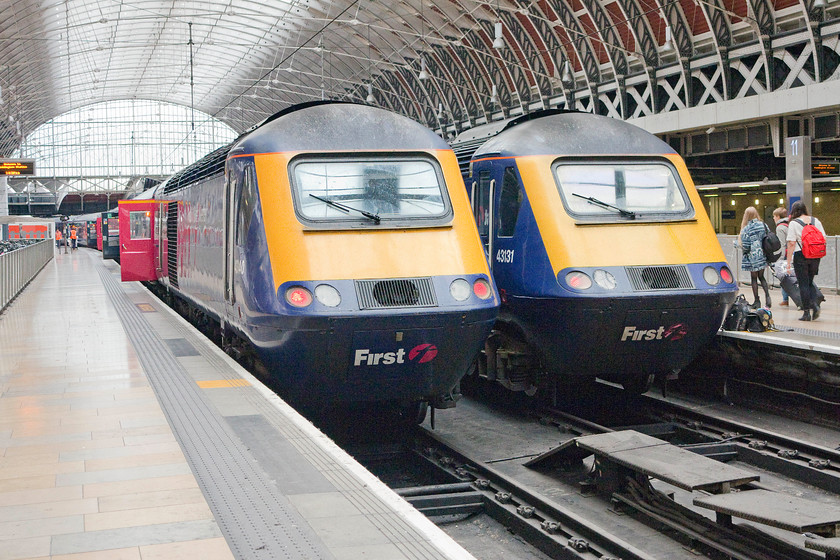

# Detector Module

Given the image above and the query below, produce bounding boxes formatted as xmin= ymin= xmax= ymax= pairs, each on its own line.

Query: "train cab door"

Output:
xmin=118 ymin=201 xmax=158 ymax=282
xmin=470 ymin=168 xmax=495 ymax=268
xmin=96 ymin=218 xmax=102 ymax=251
xmin=490 ymin=166 xmax=522 ymax=285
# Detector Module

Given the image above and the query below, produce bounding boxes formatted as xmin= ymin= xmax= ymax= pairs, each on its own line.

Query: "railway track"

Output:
xmin=375 ymin=384 xmax=840 ymax=560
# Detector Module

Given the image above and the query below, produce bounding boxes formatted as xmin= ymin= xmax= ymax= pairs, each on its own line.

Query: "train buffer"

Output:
xmin=695 ymin=489 xmax=840 ymax=537
xmin=526 ymin=430 xmax=759 ymax=494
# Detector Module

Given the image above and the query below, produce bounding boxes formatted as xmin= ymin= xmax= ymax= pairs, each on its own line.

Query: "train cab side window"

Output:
xmin=475 ymin=171 xmax=491 ymax=237
xmin=497 ymin=167 xmax=522 ymax=238
xmin=129 ymin=211 xmax=151 ymax=239
xmin=235 ymin=163 xmax=257 ymax=247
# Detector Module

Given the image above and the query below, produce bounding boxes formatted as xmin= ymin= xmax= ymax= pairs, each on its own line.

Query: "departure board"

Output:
xmin=812 ymin=162 xmax=839 ymax=176
xmin=0 ymin=159 xmax=35 ymax=176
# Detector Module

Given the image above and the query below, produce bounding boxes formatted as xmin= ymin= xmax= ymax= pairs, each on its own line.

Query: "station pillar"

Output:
xmin=0 ymin=175 xmax=7 ymax=216
xmin=785 ymin=136 xmax=812 ymax=211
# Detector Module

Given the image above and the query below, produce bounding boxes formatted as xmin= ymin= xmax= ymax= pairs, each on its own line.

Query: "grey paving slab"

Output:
xmin=0 ymin=514 xmax=84 ymax=539
xmin=59 ymin=441 xmax=178 ymax=462
xmin=0 ymin=432 xmax=92 ymax=447
xmin=227 ymin=415 xmax=335 ymax=495
xmin=288 ymin=492 xmax=362 ymax=519
xmin=203 ymin=389 xmax=260 ymax=417
xmin=331 ymin=543 xmax=411 ymax=560
xmin=50 ymin=519 xmax=224 ymax=555
xmin=56 ymin=462 xmax=193 ymax=486
xmin=164 ymin=338 xmax=200 ymax=357
xmin=307 ymin=515 xmax=394 ymax=549
xmin=3 ymin=535 xmax=51 ymax=560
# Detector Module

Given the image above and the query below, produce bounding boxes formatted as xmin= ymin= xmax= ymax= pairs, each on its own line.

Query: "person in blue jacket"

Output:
xmin=740 ymin=206 xmax=771 ymax=309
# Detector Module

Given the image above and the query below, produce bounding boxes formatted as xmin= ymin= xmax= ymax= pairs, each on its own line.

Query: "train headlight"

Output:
xmin=473 ymin=278 xmax=492 ymax=300
xmin=703 ymin=266 xmax=720 ymax=286
xmin=285 ymin=286 xmax=313 ymax=308
xmin=593 ymin=270 xmax=617 ymax=290
xmin=450 ymin=278 xmax=471 ymax=301
xmin=720 ymin=266 xmax=734 ymax=284
xmin=564 ymin=271 xmax=592 ymax=290
xmin=314 ymin=284 xmax=341 ymax=307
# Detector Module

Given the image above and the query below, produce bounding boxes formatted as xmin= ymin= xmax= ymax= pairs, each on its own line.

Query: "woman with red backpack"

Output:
xmin=786 ymin=200 xmax=827 ymax=321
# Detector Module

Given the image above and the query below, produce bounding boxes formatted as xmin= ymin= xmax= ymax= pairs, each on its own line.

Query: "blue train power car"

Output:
xmin=119 ymin=102 xmax=499 ymax=419
xmin=452 ymin=110 xmax=737 ymax=394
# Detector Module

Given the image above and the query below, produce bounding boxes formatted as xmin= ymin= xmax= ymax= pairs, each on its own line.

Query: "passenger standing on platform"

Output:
xmin=786 ymin=201 xmax=826 ymax=321
xmin=740 ymin=206 xmax=771 ymax=309
xmin=773 ymin=207 xmax=790 ymax=306
xmin=70 ymin=227 xmax=77 ymax=250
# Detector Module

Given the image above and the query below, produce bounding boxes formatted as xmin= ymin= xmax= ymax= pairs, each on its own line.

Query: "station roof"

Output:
xmin=0 ymin=0 xmax=838 ymax=158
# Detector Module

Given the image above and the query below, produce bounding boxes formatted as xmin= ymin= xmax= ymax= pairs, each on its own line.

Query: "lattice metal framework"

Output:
xmin=1 ymin=0 xmax=838 ymax=165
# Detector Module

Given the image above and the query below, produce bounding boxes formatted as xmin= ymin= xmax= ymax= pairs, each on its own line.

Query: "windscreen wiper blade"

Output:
xmin=572 ymin=193 xmax=636 ymax=219
xmin=309 ymin=194 xmax=381 ymax=224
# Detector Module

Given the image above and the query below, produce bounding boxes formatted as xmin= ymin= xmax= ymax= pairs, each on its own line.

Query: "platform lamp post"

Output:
xmin=60 ymin=215 xmax=69 ymax=254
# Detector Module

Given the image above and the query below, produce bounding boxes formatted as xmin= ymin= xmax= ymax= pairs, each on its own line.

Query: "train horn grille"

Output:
xmin=626 ymin=265 xmax=694 ymax=291
xmin=355 ymin=278 xmax=437 ymax=309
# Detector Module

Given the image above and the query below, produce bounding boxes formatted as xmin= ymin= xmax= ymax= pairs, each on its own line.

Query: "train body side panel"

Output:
xmin=172 ymin=176 xmax=227 ymax=320
xmin=255 ymin=150 xmax=492 ymax=287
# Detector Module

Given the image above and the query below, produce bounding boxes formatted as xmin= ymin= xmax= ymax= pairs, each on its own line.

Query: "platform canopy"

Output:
xmin=1 ymin=0 xmax=839 ymax=160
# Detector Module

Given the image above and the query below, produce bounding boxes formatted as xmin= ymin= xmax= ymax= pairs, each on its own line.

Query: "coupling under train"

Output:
xmin=118 ymin=101 xmax=499 ymax=417
xmin=451 ymin=110 xmax=737 ymax=394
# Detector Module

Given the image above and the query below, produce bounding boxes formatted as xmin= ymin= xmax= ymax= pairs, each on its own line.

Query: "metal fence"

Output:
xmin=0 ymin=240 xmax=54 ymax=313
xmin=718 ymin=234 xmax=838 ymax=293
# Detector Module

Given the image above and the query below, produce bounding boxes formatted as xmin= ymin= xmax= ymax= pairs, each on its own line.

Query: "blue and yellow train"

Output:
xmin=452 ymin=110 xmax=737 ymax=394
xmin=119 ymin=101 xmax=499 ymax=419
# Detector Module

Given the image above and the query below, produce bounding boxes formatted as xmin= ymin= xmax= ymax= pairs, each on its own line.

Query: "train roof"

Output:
xmin=161 ymin=101 xmax=448 ymax=195
xmin=234 ymin=101 xmax=450 ymax=155
xmin=452 ymin=111 xmax=676 ymax=168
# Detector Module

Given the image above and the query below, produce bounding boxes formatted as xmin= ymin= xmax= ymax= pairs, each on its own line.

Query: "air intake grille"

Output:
xmin=626 ymin=265 xmax=694 ymax=291
xmin=355 ymin=278 xmax=437 ymax=309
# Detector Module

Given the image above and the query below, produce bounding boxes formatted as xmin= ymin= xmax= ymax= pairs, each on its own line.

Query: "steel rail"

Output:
xmin=416 ymin=427 xmax=658 ymax=560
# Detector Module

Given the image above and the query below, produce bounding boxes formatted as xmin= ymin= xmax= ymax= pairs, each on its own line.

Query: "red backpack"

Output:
xmin=794 ymin=218 xmax=827 ymax=259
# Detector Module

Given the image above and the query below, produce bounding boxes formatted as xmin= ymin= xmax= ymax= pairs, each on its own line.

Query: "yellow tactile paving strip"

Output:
xmin=196 ymin=379 xmax=250 ymax=389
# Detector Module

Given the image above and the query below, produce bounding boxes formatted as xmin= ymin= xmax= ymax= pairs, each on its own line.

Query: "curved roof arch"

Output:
xmin=0 ymin=0 xmax=838 ymax=158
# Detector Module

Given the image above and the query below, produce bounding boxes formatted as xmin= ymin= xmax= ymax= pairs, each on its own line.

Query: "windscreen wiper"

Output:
xmin=572 ymin=193 xmax=636 ymax=219
xmin=309 ymin=194 xmax=381 ymax=224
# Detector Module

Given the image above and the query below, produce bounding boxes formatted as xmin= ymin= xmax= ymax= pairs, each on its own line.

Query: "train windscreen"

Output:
xmin=290 ymin=156 xmax=452 ymax=227
xmin=553 ymin=160 xmax=693 ymax=220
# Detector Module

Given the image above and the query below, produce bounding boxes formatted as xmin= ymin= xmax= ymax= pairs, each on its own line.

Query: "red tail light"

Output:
xmin=473 ymin=278 xmax=492 ymax=300
xmin=285 ymin=286 xmax=313 ymax=307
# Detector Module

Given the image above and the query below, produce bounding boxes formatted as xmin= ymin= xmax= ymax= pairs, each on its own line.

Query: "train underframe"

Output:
xmin=469 ymin=290 xmax=736 ymax=397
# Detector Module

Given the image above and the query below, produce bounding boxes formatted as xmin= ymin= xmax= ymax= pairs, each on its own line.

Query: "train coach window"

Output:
xmin=290 ymin=156 xmax=452 ymax=227
xmin=554 ymin=161 xmax=692 ymax=220
xmin=497 ymin=167 xmax=522 ymax=237
xmin=129 ymin=211 xmax=151 ymax=239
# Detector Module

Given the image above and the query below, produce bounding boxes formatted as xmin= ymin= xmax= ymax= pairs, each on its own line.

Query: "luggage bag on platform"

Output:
xmin=779 ymin=275 xmax=824 ymax=309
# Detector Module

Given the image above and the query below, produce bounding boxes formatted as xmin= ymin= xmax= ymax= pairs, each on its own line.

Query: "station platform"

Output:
xmin=0 ymin=248 xmax=475 ymax=560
